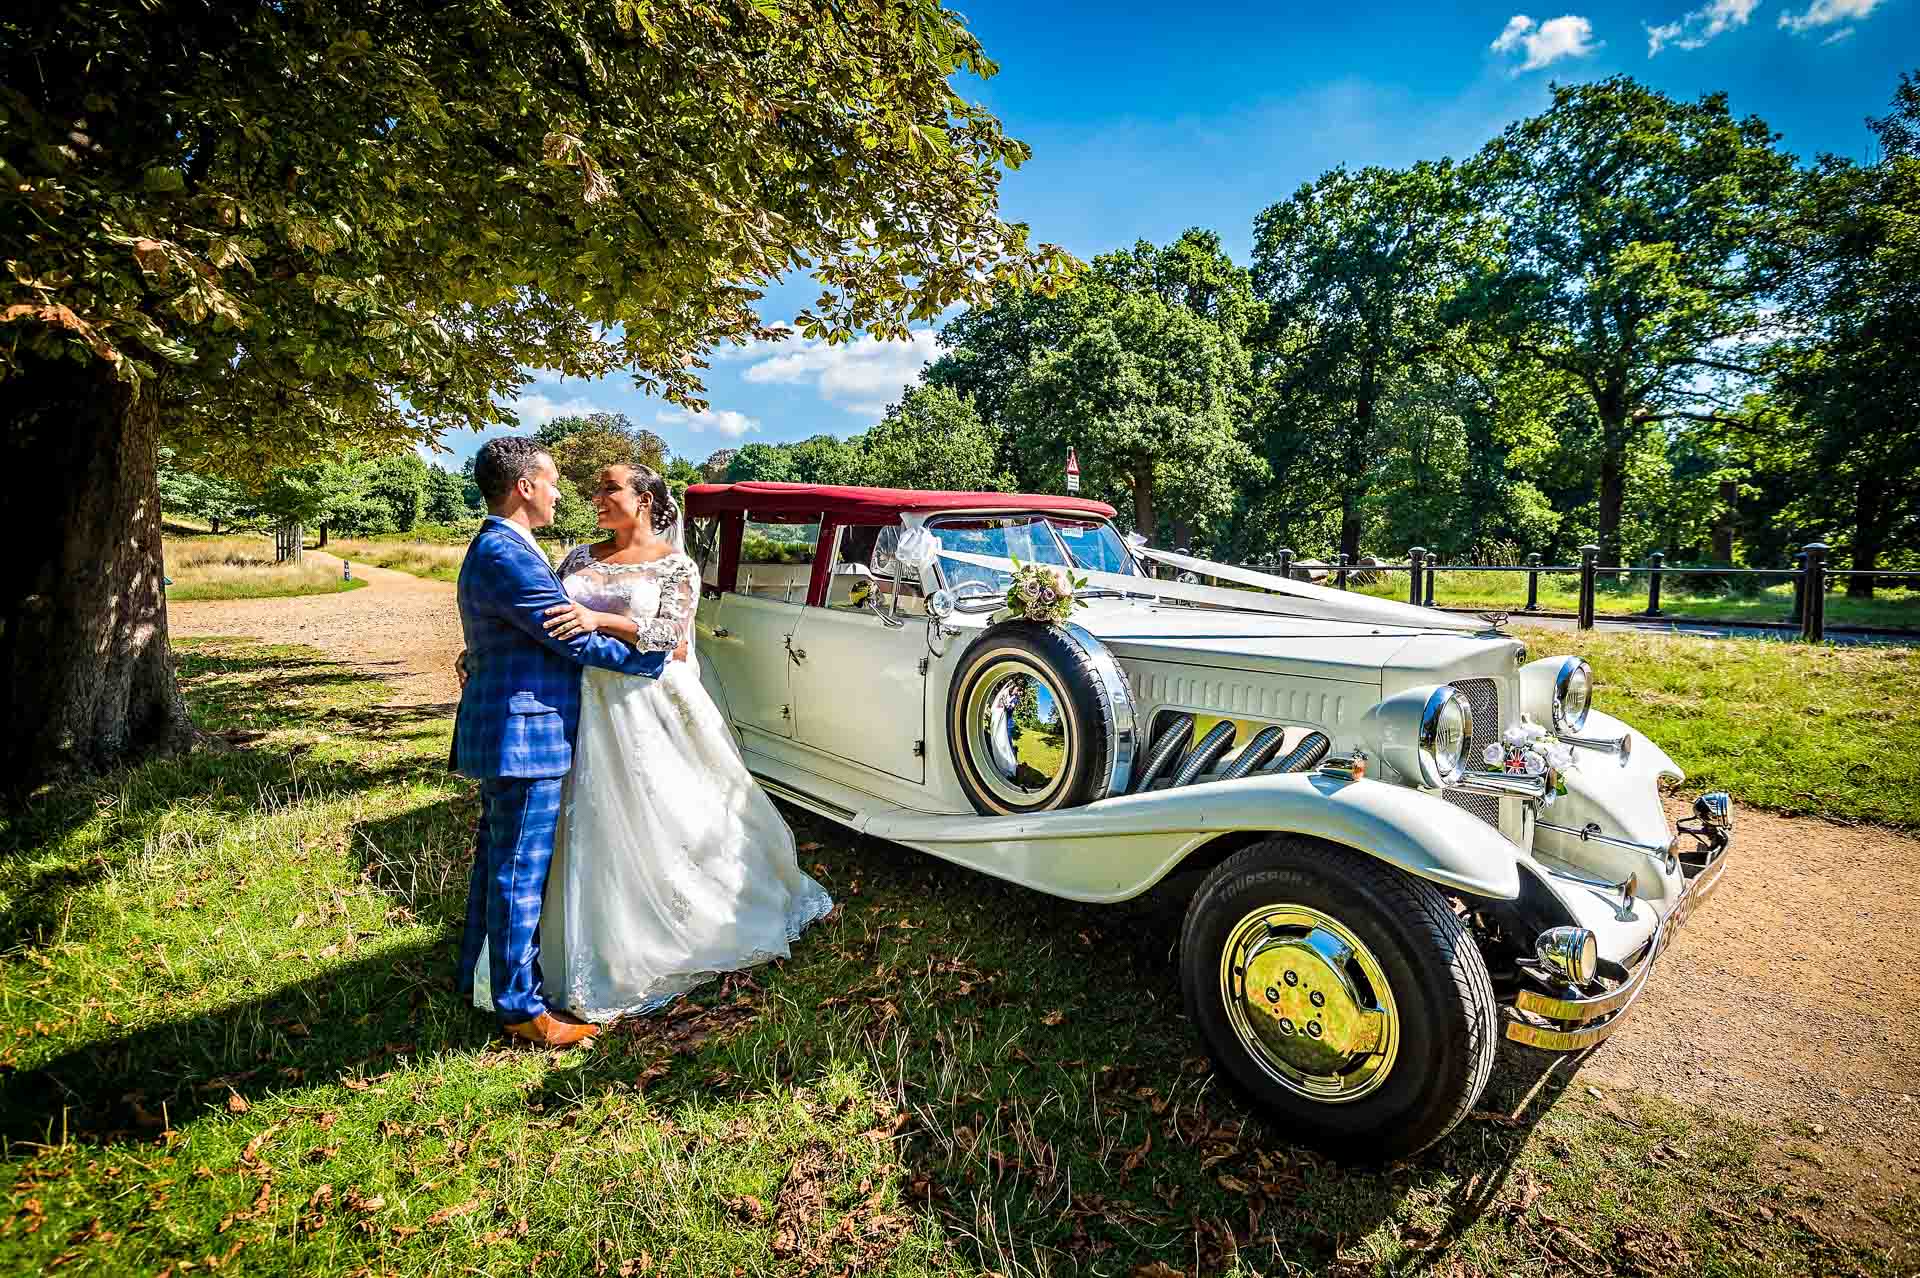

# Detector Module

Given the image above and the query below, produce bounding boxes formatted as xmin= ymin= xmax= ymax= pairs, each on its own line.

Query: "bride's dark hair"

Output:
xmin=624 ymin=463 xmax=679 ymax=536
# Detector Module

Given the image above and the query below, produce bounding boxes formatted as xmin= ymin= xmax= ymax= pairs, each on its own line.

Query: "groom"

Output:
xmin=451 ymin=436 xmax=667 ymax=1047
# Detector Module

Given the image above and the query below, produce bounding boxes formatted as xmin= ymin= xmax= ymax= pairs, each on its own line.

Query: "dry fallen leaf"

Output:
xmin=226 ymin=1091 xmax=251 ymax=1114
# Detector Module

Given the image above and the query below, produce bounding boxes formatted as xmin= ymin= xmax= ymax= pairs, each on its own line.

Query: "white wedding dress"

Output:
xmin=473 ymin=546 xmax=833 ymax=1022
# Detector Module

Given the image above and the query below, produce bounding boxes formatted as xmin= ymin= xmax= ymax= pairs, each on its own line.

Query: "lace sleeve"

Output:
xmin=633 ymin=556 xmax=696 ymax=652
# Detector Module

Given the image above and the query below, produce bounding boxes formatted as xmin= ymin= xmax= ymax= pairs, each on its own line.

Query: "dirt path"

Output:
xmin=170 ymin=565 xmax=1920 ymax=1182
xmin=171 ymin=550 xmax=463 ymax=709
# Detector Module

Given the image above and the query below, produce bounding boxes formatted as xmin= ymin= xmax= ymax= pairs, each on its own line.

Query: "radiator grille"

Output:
xmin=1443 ymin=677 xmax=1502 ymax=829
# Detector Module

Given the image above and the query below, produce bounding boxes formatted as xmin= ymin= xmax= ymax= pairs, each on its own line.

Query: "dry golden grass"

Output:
xmin=323 ymin=538 xmax=472 ymax=584
xmin=162 ymin=534 xmax=364 ymax=601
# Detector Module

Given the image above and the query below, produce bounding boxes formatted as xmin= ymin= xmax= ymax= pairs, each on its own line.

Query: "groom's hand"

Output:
xmin=455 ymin=648 xmax=469 ymax=690
xmin=670 ymin=642 xmax=688 ymax=663
xmin=542 ymin=600 xmax=600 ymax=642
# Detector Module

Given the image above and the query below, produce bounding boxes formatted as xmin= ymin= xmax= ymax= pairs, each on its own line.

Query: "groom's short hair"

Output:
xmin=474 ymin=437 xmax=549 ymax=507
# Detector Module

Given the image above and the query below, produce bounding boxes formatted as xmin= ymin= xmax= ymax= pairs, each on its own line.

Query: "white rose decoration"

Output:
xmin=1483 ymin=743 xmax=1506 ymax=768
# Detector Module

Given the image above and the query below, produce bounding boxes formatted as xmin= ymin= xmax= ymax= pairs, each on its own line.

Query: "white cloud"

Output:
xmin=1645 ymin=0 xmax=1759 ymax=54
xmin=741 ymin=326 xmax=939 ymax=412
xmin=511 ymin=393 xmax=604 ymax=426
xmin=654 ymin=405 xmax=760 ymax=439
xmin=1821 ymin=24 xmax=1856 ymax=40
xmin=1778 ymin=0 xmax=1880 ymax=33
xmin=1490 ymin=15 xmax=1601 ymax=72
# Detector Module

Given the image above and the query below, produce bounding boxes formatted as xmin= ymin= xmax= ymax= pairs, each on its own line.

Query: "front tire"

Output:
xmin=1179 ymin=836 xmax=1497 ymax=1162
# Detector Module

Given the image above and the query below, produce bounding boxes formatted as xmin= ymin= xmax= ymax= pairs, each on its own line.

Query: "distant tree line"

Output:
xmin=692 ymin=74 xmax=1920 ymax=596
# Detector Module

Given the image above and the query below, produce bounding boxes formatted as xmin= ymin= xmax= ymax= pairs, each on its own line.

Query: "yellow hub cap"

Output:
xmin=1220 ymin=905 xmax=1399 ymax=1102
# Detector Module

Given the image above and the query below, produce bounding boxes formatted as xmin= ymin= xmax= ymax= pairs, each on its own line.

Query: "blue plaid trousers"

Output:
xmin=456 ymin=777 xmax=564 ymax=1024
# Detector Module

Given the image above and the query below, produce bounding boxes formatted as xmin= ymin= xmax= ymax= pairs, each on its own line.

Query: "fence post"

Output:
xmin=1524 ymin=553 xmax=1542 ymax=612
xmin=1789 ymin=551 xmax=1806 ymax=625
xmin=1645 ymin=551 xmax=1665 ymax=618
xmin=1277 ymin=548 xmax=1293 ymax=583
xmin=1801 ymin=542 xmax=1829 ymax=643
xmin=1425 ymin=559 xmax=1438 ymax=607
xmin=1578 ymin=544 xmax=1599 ymax=630
xmin=1408 ymin=548 xmax=1425 ymax=605
xmin=1335 ymin=553 xmax=1349 ymax=592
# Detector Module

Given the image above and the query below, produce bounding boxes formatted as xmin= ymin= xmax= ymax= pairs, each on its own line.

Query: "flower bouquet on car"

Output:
xmin=997 ymin=560 xmax=1090 ymax=626
xmin=1485 ymin=719 xmax=1578 ymax=803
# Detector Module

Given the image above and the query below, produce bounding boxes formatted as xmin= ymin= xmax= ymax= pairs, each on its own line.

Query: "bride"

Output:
xmin=472 ymin=461 xmax=833 ymax=1022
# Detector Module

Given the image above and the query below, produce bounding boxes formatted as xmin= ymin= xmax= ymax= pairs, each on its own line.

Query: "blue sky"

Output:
xmin=434 ymin=0 xmax=1917 ymax=470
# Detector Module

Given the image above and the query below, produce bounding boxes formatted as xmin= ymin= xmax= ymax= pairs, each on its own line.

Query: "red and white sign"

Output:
xmin=1065 ymin=447 xmax=1081 ymax=493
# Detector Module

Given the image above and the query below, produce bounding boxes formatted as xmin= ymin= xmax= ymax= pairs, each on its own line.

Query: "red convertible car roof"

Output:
xmin=685 ymin=482 xmax=1116 ymax=522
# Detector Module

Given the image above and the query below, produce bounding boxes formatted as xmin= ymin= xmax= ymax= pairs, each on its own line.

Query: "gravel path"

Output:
xmin=169 ymin=562 xmax=1920 ymax=1182
xmin=171 ymin=550 xmax=463 ymax=711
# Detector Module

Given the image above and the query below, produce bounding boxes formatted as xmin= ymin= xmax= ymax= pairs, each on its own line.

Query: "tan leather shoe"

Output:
xmin=503 ymin=1011 xmax=600 ymax=1048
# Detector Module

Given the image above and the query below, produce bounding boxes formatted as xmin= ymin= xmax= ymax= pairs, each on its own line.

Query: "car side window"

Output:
xmin=823 ymin=523 xmax=928 ymax=616
xmin=736 ymin=514 xmax=820 ymax=602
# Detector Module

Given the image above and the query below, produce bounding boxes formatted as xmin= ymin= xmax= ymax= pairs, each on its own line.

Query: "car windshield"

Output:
xmin=930 ymin=514 xmax=1137 ymax=605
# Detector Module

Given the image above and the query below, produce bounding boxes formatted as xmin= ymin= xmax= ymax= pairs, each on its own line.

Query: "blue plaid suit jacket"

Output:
xmin=452 ymin=517 xmax=667 ymax=780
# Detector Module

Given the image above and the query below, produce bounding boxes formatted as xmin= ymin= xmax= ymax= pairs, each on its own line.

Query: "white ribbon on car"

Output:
xmin=933 ymin=543 xmax=1490 ymax=634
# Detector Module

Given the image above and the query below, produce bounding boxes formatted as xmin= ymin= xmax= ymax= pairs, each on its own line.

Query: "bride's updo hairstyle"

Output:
xmin=625 ymin=463 xmax=679 ymax=536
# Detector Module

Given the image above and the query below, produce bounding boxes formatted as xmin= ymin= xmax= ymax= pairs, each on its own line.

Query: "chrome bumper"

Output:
xmin=1505 ymin=793 xmax=1732 ymax=1051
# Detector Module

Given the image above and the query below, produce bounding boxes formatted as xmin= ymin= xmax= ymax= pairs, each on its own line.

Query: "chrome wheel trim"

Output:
xmin=1219 ymin=904 xmax=1400 ymax=1103
xmin=963 ymin=656 xmax=1072 ymax=809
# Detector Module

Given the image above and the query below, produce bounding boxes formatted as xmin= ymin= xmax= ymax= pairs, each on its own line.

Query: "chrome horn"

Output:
xmin=1559 ymin=731 xmax=1632 ymax=766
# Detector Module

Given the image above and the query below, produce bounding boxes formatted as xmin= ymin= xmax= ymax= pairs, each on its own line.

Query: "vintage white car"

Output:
xmin=683 ymin=482 xmax=1732 ymax=1159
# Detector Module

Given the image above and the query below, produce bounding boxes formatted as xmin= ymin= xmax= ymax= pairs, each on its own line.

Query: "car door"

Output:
xmin=695 ymin=512 xmax=822 ymax=740
xmin=700 ymin=593 xmax=801 ymax=738
xmin=788 ymin=523 xmax=928 ymax=783
xmin=788 ymin=607 xmax=927 ymax=783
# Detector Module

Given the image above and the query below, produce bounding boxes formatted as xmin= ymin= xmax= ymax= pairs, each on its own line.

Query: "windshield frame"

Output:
xmin=925 ymin=512 xmax=1142 ymax=612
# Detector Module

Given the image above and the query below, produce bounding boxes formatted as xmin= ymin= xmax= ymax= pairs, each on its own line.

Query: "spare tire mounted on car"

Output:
xmin=947 ymin=621 xmax=1138 ymax=816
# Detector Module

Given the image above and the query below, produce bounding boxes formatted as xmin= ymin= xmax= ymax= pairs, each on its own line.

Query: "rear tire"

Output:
xmin=1179 ymin=836 xmax=1497 ymax=1162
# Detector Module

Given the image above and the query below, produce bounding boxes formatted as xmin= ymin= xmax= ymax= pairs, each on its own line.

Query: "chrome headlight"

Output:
xmin=1552 ymin=657 xmax=1592 ymax=734
xmin=1418 ymin=686 xmax=1474 ymax=789
xmin=1536 ymin=926 xmax=1598 ymax=985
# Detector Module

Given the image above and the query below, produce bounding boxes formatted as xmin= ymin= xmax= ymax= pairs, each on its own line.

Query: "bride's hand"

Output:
xmin=670 ymin=641 xmax=689 ymax=663
xmin=543 ymin=600 xmax=602 ymax=641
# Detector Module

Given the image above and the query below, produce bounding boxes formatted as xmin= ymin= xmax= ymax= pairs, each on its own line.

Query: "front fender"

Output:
xmin=863 ymin=770 xmax=1521 ymax=904
xmin=1532 ymin=708 xmax=1687 ymax=908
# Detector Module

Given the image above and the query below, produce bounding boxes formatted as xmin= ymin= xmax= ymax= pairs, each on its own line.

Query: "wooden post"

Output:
xmin=1802 ymin=543 xmax=1829 ymax=643
xmin=1645 ymin=551 xmax=1665 ymax=618
xmin=1524 ymin=552 xmax=1541 ymax=612
xmin=1578 ymin=545 xmax=1599 ymax=630
xmin=1335 ymin=553 xmax=1348 ymax=592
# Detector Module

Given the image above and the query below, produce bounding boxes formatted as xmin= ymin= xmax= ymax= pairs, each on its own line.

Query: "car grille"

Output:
xmin=1444 ymin=677 xmax=1502 ymax=829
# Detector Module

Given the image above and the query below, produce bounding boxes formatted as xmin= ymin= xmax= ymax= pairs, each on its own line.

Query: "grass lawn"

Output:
xmin=1345 ymin=569 xmax=1920 ymax=631
xmin=163 ymin=535 xmax=368 ymax=602
xmin=1513 ymin=624 xmax=1920 ymax=829
xmin=2 ymin=636 xmax=1915 ymax=1276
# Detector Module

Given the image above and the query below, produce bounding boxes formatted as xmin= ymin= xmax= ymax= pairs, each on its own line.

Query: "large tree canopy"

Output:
xmin=1458 ymin=76 xmax=1794 ymax=564
xmin=2 ymin=0 xmax=1070 ymax=787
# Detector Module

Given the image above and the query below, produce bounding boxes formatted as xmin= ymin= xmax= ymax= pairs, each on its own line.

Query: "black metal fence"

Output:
xmin=1207 ymin=542 xmax=1920 ymax=643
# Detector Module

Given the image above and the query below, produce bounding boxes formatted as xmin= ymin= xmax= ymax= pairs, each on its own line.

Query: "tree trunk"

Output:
xmin=1848 ymin=470 xmax=1887 ymax=599
xmin=1596 ymin=418 xmax=1627 ymax=569
xmin=209 ymin=517 xmax=221 ymax=535
xmin=1712 ymin=480 xmax=1736 ymax=563
xmin=318 ymin=523 xmax=329 ymax=549
xmin=5 ymin=358 xmax=196 ymax=793
xmin=1133 ymin=468 xmax=1155 ymax=544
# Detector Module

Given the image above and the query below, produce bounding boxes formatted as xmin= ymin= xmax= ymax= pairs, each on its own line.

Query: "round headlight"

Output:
xmin=1418 ymin=686 xmax=1473 ymax=788
xmin=1553 ymin=658 xmax=1592 ymax=734
xmin=1536 ymin=926 xmax=1598 ymax=985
